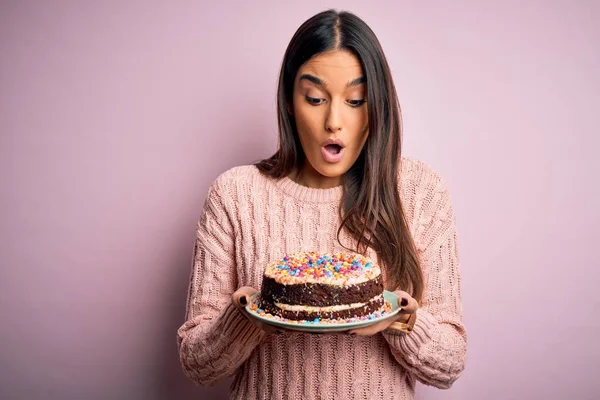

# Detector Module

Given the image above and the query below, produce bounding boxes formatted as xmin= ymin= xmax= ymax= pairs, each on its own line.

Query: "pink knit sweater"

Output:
xmin=177 ymin=157 xmax=467 ymax=399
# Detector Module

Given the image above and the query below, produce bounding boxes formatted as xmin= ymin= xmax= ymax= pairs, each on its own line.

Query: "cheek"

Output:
xmin=295 ymin=116 xmax=317 ymax=145
xmin=358 ymin=107 xmax=369 ymax=129
xmin=350 ymin=111 xmax=369 ymax=147
xmin=293 ymin=105 xmax=322 ymax=143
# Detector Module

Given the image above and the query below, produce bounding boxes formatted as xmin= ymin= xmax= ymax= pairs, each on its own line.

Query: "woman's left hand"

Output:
xmin=347 ymin=290 xmax=418 ymax=336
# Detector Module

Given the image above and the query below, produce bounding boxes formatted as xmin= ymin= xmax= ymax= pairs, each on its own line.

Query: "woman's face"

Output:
xmin=291 ymin=50 xmax=369 ymax=187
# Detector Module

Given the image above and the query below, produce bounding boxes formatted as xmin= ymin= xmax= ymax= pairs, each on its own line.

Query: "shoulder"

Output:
xmin=208 ymin=164 xmax=262 ymax=196
xmin=398 ymin=156 xmax=455 ymax=238
xmin=198 ymin=165 xmax=263 ymax=229
xmin=399 ymin=156 xmax=452 ymax=200
xmin=400 ymin=156 xmax=447 ymax=190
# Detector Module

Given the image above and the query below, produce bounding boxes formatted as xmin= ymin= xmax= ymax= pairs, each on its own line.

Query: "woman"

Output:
xmin=177 ymin=9 xmax=467 ymax=399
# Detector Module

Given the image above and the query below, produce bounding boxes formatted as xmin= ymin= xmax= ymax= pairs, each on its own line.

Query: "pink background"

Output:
xmin=1 ymin=1 xmax=598 ymax=399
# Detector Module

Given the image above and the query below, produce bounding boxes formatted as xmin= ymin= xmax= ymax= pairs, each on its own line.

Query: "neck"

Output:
xmin=290 ymin=162 xmax=342 ymax=189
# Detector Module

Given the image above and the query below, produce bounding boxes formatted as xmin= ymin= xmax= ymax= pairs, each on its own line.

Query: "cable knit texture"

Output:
xmin=177 ymin=157 xmax=467 ymax=400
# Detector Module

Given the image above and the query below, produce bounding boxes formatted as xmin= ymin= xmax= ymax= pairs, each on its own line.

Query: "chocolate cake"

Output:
xmin=259 ymin=252 xmax=385 ymax=321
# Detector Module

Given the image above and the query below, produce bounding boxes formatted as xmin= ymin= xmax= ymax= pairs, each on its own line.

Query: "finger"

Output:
xmin=392 ymin=290 xmax=418 ymax=314
xmin=232 ymin=286 xmax=258 ymax=309
xmin=400 ymin=297 xmax=418 ymax=315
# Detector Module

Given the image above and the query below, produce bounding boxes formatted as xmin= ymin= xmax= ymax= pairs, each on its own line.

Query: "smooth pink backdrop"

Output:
xmin=1 ymin=1 xmax=598 ymax=399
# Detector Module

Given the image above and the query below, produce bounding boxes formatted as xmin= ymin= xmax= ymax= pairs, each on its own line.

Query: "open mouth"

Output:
xmin=321 ymin=143 xmax=345 ymax=163
xmin=324 ymin=144 xmax=343 ymax=155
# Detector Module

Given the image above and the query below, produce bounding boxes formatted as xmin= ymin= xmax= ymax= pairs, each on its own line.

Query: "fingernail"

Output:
xmin=240 ymin=296 xmax=247 ymax=306
xmin=400 ymin=298 xmax=408 ymax=307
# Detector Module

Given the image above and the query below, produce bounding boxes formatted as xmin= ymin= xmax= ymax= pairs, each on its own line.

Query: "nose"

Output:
xmin=325 ymin=102 xmax=342 ymax=133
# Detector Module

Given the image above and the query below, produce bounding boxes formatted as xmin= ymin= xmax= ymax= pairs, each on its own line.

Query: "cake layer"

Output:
xmin=261 ymin=274 xmax=384 ymax=307
xmin=259 ymin=295 xmax=385 ymax=321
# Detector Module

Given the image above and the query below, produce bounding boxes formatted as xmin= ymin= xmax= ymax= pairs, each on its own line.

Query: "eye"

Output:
xmin=305 ymin=96 xmax=367 ymax=108
xmin=347 ymin=99 xmax=366 ymax=108
xmin=305 ymin=96 xmax=324 ymax=106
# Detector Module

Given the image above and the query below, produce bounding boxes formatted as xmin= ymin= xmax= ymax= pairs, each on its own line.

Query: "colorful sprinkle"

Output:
xmin=267 ymin=252 xmax=380 ymax=285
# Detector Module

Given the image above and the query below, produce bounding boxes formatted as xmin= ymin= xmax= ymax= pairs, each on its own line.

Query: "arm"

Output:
xmin=382 ymin=175 xmax=467 ymax=389
xmin=177 ymin=179 xmax=266 ymax=386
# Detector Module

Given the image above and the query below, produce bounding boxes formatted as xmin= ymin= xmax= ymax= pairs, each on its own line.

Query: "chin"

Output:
xmin=314 ymin=163 xmax=349 ymax=178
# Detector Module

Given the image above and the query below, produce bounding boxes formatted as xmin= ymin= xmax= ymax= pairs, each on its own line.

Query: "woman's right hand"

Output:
xmin=232 ymin=286 xmax=285 ymax=335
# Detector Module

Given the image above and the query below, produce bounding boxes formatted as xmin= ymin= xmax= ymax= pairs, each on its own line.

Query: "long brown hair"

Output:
xmin=255 ymin=9 xmax=423 ymax=301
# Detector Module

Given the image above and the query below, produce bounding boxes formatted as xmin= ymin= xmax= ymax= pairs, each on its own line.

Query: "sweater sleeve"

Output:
xmin=177 ymin=179 xmax=267 ymax=386
xmin=382 ymin=171 xmax=467 ymax=389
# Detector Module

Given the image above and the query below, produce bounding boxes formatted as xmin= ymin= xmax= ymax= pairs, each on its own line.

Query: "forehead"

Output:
xmin=297 ymin=50 xmax=364 ymax=89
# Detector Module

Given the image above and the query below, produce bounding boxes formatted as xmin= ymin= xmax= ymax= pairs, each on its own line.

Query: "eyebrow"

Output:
xmin=299 ymin=74 xmax=366 ymax=88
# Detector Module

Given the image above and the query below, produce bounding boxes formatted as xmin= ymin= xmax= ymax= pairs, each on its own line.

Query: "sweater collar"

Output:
xmin=273 ymin=174 xmax=343 ymax=203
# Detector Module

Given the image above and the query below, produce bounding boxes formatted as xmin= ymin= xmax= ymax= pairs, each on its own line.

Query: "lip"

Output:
xmin=321 ymin=139 xmax=346 ymax=163
xmin=322 ymin=138 xmax=346 ymax=148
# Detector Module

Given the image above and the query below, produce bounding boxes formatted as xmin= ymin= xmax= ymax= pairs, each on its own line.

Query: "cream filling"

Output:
xmin=275 ymin=294 xmax=383 ymax=313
